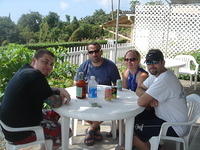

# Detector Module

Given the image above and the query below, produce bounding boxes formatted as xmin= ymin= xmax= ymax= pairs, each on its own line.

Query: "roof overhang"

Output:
xmin=102 ymin=15 xmax=134 ymax=28
xmin=168 ymin=0 xmax=200 ymax=4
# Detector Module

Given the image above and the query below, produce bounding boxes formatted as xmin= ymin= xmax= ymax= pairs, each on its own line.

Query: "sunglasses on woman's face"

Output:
xmin=124 ymin=58 xmax=138 ymax=62
xmin=88 ymin=49 xmax=100 ymax=54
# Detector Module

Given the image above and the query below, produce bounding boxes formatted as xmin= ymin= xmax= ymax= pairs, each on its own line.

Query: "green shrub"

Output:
xmin=0 ymin=44 xmax=77 ymax=101
xmin=1 ymin=40 xmax=9 ymax=46
xmin=117 ymin=57 xmax=126 ymax=75
xmin=0 ymin=44 xmax=34 ymax=100
xmin=47 ymin=46 xmax=78 ymax=88
xmin=25 ymin=39 xmax=127 ymax=50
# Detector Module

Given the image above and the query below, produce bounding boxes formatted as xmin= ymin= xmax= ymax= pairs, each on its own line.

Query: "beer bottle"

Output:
xmin=76 ymin=72 xmax=87 ymax=99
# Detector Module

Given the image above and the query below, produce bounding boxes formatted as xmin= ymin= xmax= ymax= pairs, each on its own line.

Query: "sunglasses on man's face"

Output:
xmin=88 ymin=49 xmax=100 ymax=54
xmin=146 ymin=60 xmax=160 ymax=65
xmin=124 ymin=58 xmax=138 ymax=62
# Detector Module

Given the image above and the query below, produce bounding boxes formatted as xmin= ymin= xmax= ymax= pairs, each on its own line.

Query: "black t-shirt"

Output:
xmin=0 ymin=64 xmax=53 ymax=142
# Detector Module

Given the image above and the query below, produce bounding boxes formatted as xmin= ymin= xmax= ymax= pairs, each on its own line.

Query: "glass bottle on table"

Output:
xmin=76 ymin=72 xmax=87 ymax=99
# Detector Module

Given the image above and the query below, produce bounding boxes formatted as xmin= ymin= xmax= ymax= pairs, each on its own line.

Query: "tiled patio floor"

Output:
xmin=67 ymin=121 xmax=118 ymax=150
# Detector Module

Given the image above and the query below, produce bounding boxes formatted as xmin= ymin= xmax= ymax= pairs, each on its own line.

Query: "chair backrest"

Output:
xmin=186 ymin=94 xmax=200 ymax=132
xmin=186 ymin=94 xmax=200 ymax=122
xmin=174 ymin=55 xmax=199 ymax=73
xmin=186 ymin=94 xmax=200 ymax=145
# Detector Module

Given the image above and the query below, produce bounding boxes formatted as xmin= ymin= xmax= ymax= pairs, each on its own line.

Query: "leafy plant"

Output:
xmin=0 ymin=44 xmax=78 ymax=101
xmin=46 ymin=46 xmax=78 ymax=88
xmin=0 ymin=44 xmax=34 ymax=100
xmin=117 ymin=57 xmax=126 ymax=77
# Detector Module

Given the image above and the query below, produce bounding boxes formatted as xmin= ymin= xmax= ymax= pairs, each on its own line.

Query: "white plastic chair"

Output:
xmin=174 ymin=55 xmax=199 ymax=90
xmin=0 ymin=120 xmax=52 ymax=150
xmin=149 ymin=94 xmax=200 ymax=150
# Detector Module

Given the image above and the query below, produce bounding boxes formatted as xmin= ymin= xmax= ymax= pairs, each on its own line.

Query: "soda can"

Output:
xmin=111 ymin=86 xmax=117 ymax=99
xmin=117 ymin=79 xmax=122 ymax=91
xmin=104 ymin=87 xmax=112 ymax=101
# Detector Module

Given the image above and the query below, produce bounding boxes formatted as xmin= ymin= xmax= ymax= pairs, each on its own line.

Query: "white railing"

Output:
xmin=64 ymin=43 xmax=135 ymax=65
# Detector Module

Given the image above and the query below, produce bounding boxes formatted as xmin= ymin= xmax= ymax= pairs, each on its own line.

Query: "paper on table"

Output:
xmin=79 ymin=107 xmax=90 ymax=111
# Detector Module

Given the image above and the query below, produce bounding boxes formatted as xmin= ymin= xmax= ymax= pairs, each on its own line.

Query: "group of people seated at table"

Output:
xmin=0 ymin=41 xmax=188 ymax=150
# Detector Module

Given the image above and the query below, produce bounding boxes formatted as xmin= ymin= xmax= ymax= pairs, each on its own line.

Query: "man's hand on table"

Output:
xmin=57 ymin=88 xmax=71 ymax=105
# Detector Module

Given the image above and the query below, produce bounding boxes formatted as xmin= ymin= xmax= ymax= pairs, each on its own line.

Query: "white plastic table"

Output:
xmin=54 ymin=85 xmax=144 ymax=150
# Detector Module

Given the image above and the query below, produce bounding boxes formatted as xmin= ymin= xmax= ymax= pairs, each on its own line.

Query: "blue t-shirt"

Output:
xmin=75 ymin=58 xmax=121 ymax=85
xmin=127 ymin=68 xmax=148 ymax=91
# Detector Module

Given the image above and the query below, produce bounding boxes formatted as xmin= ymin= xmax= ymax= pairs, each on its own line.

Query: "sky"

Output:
xmin=0 ymin=0 xmax=149 ymax=23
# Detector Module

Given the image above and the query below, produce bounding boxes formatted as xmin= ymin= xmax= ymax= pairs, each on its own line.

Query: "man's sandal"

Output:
xmin=84 ymin=128 xmax=95 ymax=146
xmin=115 ymin=145 xmax=136 ymax=150
xmin=115 ymin=145 xmax=125 ymax=150
xmin=106 ymin=129 xmax=119 ymax=138
xmin=94 ymin=127 xmax=103 ymax=141
xmin=91 ymin=125 xmax=102 ymax=141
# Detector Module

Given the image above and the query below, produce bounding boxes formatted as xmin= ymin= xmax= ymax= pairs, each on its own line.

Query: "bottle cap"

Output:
xmin=90 ymin=76 xmax=95 ymax=80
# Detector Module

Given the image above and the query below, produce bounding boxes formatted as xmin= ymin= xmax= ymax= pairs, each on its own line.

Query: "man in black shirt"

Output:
xmin=0 ymin=49 xmax=70 ymax=146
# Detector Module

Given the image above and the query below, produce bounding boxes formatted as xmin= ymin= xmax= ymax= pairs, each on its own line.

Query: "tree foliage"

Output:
xmin=0 ymin=8 xmax=120 ymax=45
xmin=80 ymin=9 xmax=111 ymax=25
xmin=0 ymin=17 xmax=20 ymax=45
xmin=145 ymin=0 xmax=164 ymax=5
xmin=39 ymin=22 xmax=50 ymax=42
xmin=17 ymin=12 xmax=42 ymax=43
xmin=130 ymin=0 xmax=140 ymax=12
xmin=17 ymin=12 xmax=42 ymax=32
xmin=44 ymin=12 xmax=60 ymax=29
xmin=130 ymin=0 xmax=164 ymax=11
xmin=69 ymin=24 xmax=104 ymax=41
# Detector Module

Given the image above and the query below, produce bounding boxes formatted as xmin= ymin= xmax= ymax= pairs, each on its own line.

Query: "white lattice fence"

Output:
xmin=134 ymin=4 xmax=200 ymax=58
xmin=167 ymin=4 xmax=200 ymax=58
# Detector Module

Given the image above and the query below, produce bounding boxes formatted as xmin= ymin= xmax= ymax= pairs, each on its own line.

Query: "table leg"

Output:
xmin=118 ymin=120 xmax=123 ymax=146
xmin=174 ymin=67 xmax=179 ymax=77
xmin=112 ymin=120 xmax=117 ymax=139
xmin=61 ymin=116 xmax=70 ymax=150
xmin=125 ymin=117 xmax=135 ymax=150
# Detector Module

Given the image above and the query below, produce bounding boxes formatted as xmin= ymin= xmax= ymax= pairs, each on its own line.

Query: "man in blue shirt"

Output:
xmin=75 ymin=42 xmax=120 ymax=85
xmin=74 ymin=42 xmax=120 ymax=146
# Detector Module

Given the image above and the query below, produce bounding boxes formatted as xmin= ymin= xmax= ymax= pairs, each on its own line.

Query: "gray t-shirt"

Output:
xmin=74 ymin=58 xmax=121 ymax=85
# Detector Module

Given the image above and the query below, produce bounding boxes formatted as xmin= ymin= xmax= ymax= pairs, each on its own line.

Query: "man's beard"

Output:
xmin=149 ymin=69 xmax=158 ymax=76
xmin=91 ymin=57 xmax=101 ymax=63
